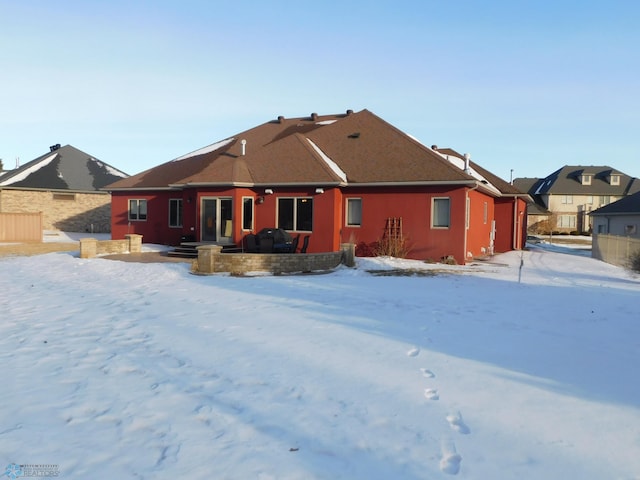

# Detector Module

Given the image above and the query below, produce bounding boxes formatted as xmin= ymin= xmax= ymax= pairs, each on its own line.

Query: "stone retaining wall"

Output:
xmin=80 ymin=234 xmax=143 ymax=258
xmin=196 ymin=243 xmax=355 ymax=275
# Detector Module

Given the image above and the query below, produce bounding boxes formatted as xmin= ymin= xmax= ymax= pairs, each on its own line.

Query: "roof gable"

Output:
xmin=0 ymin=145 xmax=128 ymax=191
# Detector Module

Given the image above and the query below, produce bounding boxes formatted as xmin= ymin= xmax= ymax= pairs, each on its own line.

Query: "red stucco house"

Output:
xmin=105 ymin=109 xmax=529 ymax=264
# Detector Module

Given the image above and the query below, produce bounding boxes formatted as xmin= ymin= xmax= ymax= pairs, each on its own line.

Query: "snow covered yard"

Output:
xmin=1 ymin=245 xmax=639 ymax=479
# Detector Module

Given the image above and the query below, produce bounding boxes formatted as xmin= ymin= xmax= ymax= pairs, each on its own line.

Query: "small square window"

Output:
xmin=129 ymin=199 xmax=147 ymax=221
xmin=432 ymin=197 xmax=450 ymax=228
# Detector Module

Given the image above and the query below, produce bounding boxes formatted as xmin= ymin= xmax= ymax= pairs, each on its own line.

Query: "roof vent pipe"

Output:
xmin=463 ymin=153 xmax=471 ymax=174
xmin=346 ymin=109 xmax=353 ymax=115
xmin=277 ymin=115 xmax=285 ymax=123
xmin=241 ymin=139 xmax=247 ymax=156
xmin=311 ymin=112 xmax=318 ymax=121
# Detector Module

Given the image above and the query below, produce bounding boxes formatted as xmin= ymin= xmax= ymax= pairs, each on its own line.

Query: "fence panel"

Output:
xmin=0 ymin=212 xmax=43 ymax=242
xmin=592 ymin=234 xmax=640 ymax=267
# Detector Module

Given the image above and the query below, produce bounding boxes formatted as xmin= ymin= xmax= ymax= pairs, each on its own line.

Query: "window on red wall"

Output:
xmin=278 ymin=197 xmax=313 ymax=231
xmin=346 ymin=198 xmax=362 ymax=226
xmin=242 ymin=197 xmax=254 ymax=230
xmin=129 ymin=199 xmax=147 ymax=221
xmin=169 ymin=199 xmax=182 ymax=228
xmin=432 ymin=197 xmax=450 ymax=228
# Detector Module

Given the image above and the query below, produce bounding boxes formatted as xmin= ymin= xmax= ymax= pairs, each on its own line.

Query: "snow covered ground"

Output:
xmin=1 ymin=242 xmax=639 ymax=479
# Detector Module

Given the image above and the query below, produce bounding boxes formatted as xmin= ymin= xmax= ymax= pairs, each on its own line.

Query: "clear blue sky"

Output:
xmin=2 ymin=0 xmax=639 ymax=181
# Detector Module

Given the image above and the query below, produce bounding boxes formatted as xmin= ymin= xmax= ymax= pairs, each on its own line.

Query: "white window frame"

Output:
xmin=611 ymin=174 xmax=621 ymax=186
xmin=168 ymin=199 xmax=182 ymax=228
xmin=581 ymin=174 xmax=592 ymax=185
xmin=242 ymin=197 xmax=254 ymax=231
xmin=561 ymin=195 xmax=573 ymax=204
xmin=277 ymin=197 xmax=313 ymax=232
xmin=346 ymin=198 xmax=362 ymax=227
xmin=557 ymin=215 xmax=576 ymax=229
xmin=128 ymin=199 xmax=147 ymax=221
xmin=432 ymin=197 xmax=450 ymax=229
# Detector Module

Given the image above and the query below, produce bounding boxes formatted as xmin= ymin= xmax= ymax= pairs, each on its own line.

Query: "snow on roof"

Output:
xmin=94 ymin=159 xmax=128 ymax=178
xmin=306 ymin=138 xmax=347 ymax=182
xmin=534 ymin=179 xmax=552 ymax=195
xmin=436 ymin=151 xmax=501 ymax=195
xmin=173 ymin=138 xmax=235 ymax=162
xmin=315 ymin=120 xmax=338 ymax=125
xmin=0 ymin=152 xmax=58 ymax=186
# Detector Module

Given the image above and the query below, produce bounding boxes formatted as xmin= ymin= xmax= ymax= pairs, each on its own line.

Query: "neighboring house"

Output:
xmin=105 ymin=109 xmax=529 ymax=264
xmin=514 ymin=166 xmax=640 ymax=234
xmin=590 ymin=191 xmax=640 ymax=238
xmin=0 ymin=144 xmax=128 ymax=232
xmin=589 ymin=191 xmax=640 ymax=267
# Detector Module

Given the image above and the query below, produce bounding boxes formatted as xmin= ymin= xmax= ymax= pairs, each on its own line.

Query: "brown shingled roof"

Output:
xmin=106 ymin=109 xmax=498 ymax=190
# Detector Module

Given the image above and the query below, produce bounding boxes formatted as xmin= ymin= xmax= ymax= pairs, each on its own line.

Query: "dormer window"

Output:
xmin=580 ymin=174 xmax=592 ymax=185
xmin=610 ymin=174 xmax=620 ymax=186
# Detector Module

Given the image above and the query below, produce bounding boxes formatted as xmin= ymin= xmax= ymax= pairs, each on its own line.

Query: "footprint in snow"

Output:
xmin=440 ymin=439 xmax=462 ymax=475
xmin=407 ymin=347 xmax=420 ymax=357
xmin=420 ymin=368 xmax=435 ymax=378
xmin=424 ymin=388 xmax=439 ymax=400
xmin=446 ymin=411 xmax=470 ymax=434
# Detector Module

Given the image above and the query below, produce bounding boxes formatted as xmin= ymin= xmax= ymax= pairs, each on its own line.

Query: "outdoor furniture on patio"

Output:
xmin=300 ymin=235 xmax=310 ymax=254
xmin=257 ymin=228 xmax=293 ymax=253
xmin=289 ymin=234 xmax=300 ymax=254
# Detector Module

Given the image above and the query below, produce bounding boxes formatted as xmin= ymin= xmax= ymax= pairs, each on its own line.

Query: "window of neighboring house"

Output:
xmin=169 ymin=199 xmax=182 ymax=228
xmin=597 ymin=224 xmax=607 ymax=234
xmin=586 ymin=195 xmax=593 ymax=205
xmin=129 ymin=199 xmax=147 ymax=221
xmin=625 ymin=224 xmax=637 ymax=235
xmin=432 ymin=197 xmax=450 ymax=228
xmin=346 ymin=198 xmax=362 ymax=226
xmin=561 ymin=195 xmax=573 ymax=204
xmin=52 ymin=193 xmax=76 ymax=201
xmin=277 ymin=197 xmax=313 ymax=231
xmin=242 ymin=197 xmax=254 ymax=231
xmin=611 ymin=174 xmax=621 ymax=186
xmin=557 ymin=215 xmax=576 ymax=228
xmin=600 ymin=195 xmax=611 ymax=206
xmin=581 ymin=174 xmax=592 ymax=185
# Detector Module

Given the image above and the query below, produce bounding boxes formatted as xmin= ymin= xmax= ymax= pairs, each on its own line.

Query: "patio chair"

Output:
xmin=289 ymin=235 xmax=300 ymax=253
xmin=300 ymin=235 xmax=310 ymax=254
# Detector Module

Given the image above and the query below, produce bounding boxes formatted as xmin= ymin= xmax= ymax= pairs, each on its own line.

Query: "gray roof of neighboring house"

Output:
xmin=528 ymin=165 xmax=640 ymax=196
xmin=590 ymin=191 xmax=640 ymax=216
xmin=0 ymin=144 xmax=128 ymax=192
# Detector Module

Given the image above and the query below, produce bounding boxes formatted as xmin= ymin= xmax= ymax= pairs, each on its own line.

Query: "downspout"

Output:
xmin=513 ymin=196 xmax=519 ymax=250
xmin=463 ymin=182 xmax=480 ymax=263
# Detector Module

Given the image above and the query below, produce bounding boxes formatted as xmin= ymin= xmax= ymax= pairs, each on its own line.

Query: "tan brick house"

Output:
xmin=0 ymin=144 xmax=128 ymax=233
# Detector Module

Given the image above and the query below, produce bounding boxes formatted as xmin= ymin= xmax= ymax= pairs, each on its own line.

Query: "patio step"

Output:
xmin=167 ymin=242 xmax=240 ymax=258
xmin=167 ymin=244 xmax=198 ymax=258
